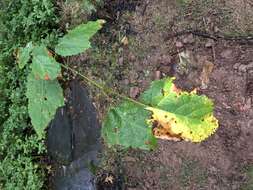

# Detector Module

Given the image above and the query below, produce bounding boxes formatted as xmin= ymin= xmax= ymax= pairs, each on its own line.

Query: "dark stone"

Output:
xmin=47 ymin=107 xmax=72 ymax=164
xmin=69 ymin=81 xmax=101 ymax=159
xmin=47 ymin=80 xmax=101 ymax=190
xmin=54 ymin=167 xmax=96 ymax=190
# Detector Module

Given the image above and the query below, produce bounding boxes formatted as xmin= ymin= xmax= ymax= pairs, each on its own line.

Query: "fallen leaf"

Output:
xmin=121 ymin=36 xmax=128 ymax=45
xmin=129 ymin=87 xmax=140 ymax=98
xmin=200 ymin=60 xmax=214 ymax=89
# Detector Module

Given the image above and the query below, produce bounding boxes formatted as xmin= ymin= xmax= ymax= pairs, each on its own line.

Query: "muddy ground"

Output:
xmin=62 ymin=0 xmax=253 ymax=189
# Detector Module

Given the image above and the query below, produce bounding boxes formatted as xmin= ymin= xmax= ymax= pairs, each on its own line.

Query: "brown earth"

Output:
xmin=64 ymin=0 xmax=253 ymax=189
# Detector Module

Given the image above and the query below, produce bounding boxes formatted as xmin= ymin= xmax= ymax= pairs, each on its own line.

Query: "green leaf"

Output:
xmin=102 ymin=78 xmax=219 ymax=150
xmin=31 ymin=45 xmax=61 ymax=80
xmin=55 ymin=20 xmax=105 ymax=56
xmin=142 ymin=78 xmax=218 ymax=142
xmin=17 ymin=42 xmax=33 ymax=69
xmin=102 ymin=101 xmax=157 ymax=150
xmin=26 ymin=72 xmax=64 ymax=138
xmin=140 ymin=78 xmax=175 ymax=106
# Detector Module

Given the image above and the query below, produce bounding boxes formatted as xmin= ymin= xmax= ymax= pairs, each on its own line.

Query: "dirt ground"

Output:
xmin=65 ymin=0 xmax=253 ymax=189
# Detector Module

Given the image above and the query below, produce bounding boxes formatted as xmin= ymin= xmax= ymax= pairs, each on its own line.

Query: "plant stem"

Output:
xmin=60 ymin=63 xmax=147 ymax=108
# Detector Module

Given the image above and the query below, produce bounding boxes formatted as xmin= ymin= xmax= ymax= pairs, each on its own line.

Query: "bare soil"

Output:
xmin=66 ymin=0 xmax=253 ymax=189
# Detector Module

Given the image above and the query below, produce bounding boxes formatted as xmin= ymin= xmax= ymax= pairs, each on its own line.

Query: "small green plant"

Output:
xmin=244 ymin=166 xmax=253 ymax=190
xmin=17 ymin=20 xmax=219 ymax=149
xmin=17 ymin=41 xmax=219 ymax=149
xmin=0 ymin=0 xmax=60 ymax=188
xmin=17 ymin=20 xmax=105 ymax=137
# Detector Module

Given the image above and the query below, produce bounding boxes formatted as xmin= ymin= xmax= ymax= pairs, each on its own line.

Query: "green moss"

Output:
xmin=243 ymin=166 xmax=253 ymax=190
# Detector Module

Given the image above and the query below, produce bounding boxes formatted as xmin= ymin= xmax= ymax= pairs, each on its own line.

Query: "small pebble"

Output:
xmin=220 ymin=49 xmax=233 ymax=59
xmin=155 ymin=70 xmax=161 ymax=79
xmin=205 ymin=39 xmax=214 ymax=48
xmin=118 ymin=57 xmax=124 ymax=65
xmin=129 ymin=87 xmax=140 ymax=98
xmin=183 ymin=34 xmax=194 ymax=44
xmin=233 ymin=63 xmax=240 ymax=70
xmin=175 ymin=41 xmax=183 ymax=48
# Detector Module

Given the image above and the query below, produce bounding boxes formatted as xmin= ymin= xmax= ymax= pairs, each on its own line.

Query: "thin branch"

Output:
xmin=165 ymin=29 xmax=253 ymax=44
xmin=60 ymin=63 xmax=148 ymax=108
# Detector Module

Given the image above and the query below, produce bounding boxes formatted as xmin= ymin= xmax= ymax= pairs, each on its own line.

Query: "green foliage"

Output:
xmin=0 ymin=0 xmax=59 ymax=56
xmin=0 ymin=69 xmax=46 ymax=189
xmin=82 ymin=0 xmax=101 ymax=13
xmin=26 ymin=72 xmax=64 ymax=138
xmin=19 ymin=20 xmax=104 ymax=137
xmin=17 ymin=42 xmax=33 ymax=69
xmin=55 ymin=20 xmax=104 ymax=56
xmin=102 ymin=78 xmax=219 ymax=149
xmin=244 ymin=166 xmax=253 ymax=190
xmin=102 ymin=101 xmax=157 ymax=150
xmin=0 ymin=0 xmax=60 ymax=189
xmin=31 ymin=45 xmax=61 ymax=80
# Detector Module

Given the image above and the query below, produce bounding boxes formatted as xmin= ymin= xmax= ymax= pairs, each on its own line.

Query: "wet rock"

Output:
xmin=47 ymin=107 xmax=72 ymax=164
xmin=70 ymin=82 xmax=101 ymax=159
xmin=47 ymin=80 xmax=101 ymax=190
xmin=54 ymin=166 xmax=96 ymax=190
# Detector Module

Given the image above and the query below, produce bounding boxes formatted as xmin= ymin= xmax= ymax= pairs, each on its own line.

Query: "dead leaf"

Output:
xmin=200 ymin=60 xmax=214 ymax=89
xmin=129 ymin=87 xmax=140 ymax=98
xmin=121 ymin=36 xmax=128 ymax=45
xmin=149 ymin=109 xmax=182 ymax=141
xmin=104 ymin=175 xmax=114 ymax=184
xmin=44 ymin=73 xmax=50 ymax=80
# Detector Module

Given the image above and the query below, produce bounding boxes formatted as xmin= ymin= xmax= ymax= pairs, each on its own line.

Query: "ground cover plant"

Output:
xmin=0 ymin=0 xmax=60 ymax=188
xmin=17 ymin=20 xmax=104 ymax=137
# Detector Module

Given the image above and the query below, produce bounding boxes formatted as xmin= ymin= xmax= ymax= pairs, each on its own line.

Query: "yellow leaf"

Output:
xmin=146 ymin=106 xmax=218 ymax=142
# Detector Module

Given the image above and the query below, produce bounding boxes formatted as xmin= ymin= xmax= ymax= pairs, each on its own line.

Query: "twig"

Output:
xmin=165 ymin=29 xmax=253 ymax=44
xmin=141 ymin=0 xmax=150 ymax=16
xmin=60 ymin=63 xmax=148 ymax=108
